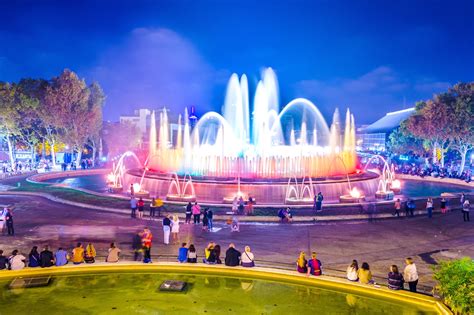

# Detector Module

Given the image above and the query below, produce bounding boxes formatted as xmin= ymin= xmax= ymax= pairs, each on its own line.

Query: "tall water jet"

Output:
xmin=149 ymin=111 xmax=157 ymax=157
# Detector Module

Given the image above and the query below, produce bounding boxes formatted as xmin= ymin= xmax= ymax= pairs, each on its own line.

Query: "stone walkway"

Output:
xmin=0 ymin=194 xmax=473 ymax=290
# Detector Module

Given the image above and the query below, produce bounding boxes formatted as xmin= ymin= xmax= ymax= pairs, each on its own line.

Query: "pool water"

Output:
xmin=44 ymin=174 xmax=470 ymax=199
xmin=0 ymin=272 xmax=435 ymax=314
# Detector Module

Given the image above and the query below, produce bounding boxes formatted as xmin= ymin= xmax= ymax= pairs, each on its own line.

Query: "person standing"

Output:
xmin=462 ymin=199 xmax=470 ymax=222
xmin=207 ymin=208 xmax=214 ymax=231
xmin=149 ymin=197 xmax=156 ymax=219
xmin=142 ymin=227 xmax=153 ymax=263
xmin=426 ymin=198 xmax=433 ymax=219
xmin=202 ymin=209 xmax=209 ymax=231
xmin=130 ymin=197 xmax=137 ymax=218
xmin=0 ymin=207 xmax=8 ymax=235
xmin=403 ymin=257 xmax=419 ymax=293
xmin=192 ymin=202 xmax=201 ymax=224
xmin=232 ymin=197 xmax=238 ymax=214
xmin=40 ymin=245 xmax=54 ymax=268
xmin=393 ymin=199 xmax=401 ymax=217
xmin=409 ymin=199 xmax=415 ymax=217
xmin=460 ymin=193 xmax=465 ymax=205
xmin=130 ymin=183 xmax=135 ymax=196
xmin=5 ymin=208 xmax=14 ymax=236
xmin=312 ymin=195 xmax=318 ymax=213
xmin=405 ymin=199 xmax=411 ymax=217
xmin=163 ymin=216 xmax=171 ymax=245
xmin=171 ymin=215 xmax=180 ymax=243
xmin=440 ymin=197 xmax=447 ymax=214
xmin=132 ymin=232 xmax=143 ymax=261
xmin=316 ymin=192 xmax=324 ymax=212
xmin=185 ymin=202 xmax=192 ymax=224
xmin=137 ymin=198 xmax=145 ymax=219
xmin=155 ymin=197 xmax=164 ymax=217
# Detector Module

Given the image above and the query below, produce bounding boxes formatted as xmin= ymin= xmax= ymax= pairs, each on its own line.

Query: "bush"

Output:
xmin=432 ymin=257 xmax=474 ymax=314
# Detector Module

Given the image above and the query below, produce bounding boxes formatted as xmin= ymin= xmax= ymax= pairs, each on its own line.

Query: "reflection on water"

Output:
xmin=0 ymin=272 xmax=436 ymax=314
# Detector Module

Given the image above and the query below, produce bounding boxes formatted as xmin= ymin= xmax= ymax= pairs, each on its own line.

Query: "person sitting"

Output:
xmin=55 ymin=247 xmax=69 ymax=266
xmin=187 ymin=244 xmax=197 ymax=263
xmin=241 ymin=246 xmax=255 ymax=267
xmin=203 ymin=242 xmax=214 ymax=263
xmin=278 ymin=208 xmax=286 ymax=221
xmin=206 ymin=244 xmax=222 ymax=264
xmin=296 ymin=251 xmax=307 ymax=273
xmin=306 ymin=252 xmax=322 ymax=276
xmin=0 ymin=250 xmax=8 ymax=270
xmin=178 ymin=243 xmax=188 ymax=263
xmin=388 ymin=265 xmax=404 ymax=290
xmin=84 ymin=243 xmax=96 ymax=264
xmin=346 ymin=260 xmax=359 ymax=281
xmin=39 ymin=245 xmax=54 ymax=268
xmin=9 ymin=250 xmax=26 ymax=270
xmin=357 ymin=262 xmax=373 ymax=284
xmin=28 ymin=246 xmax=40 ymax=268
xmin=106 ymin=242 xmax=121 ymax=263
xmin=224 ymin=243 xmax=241 ymax=267
xmin=71 ymin=243 xmax=84 ymax=265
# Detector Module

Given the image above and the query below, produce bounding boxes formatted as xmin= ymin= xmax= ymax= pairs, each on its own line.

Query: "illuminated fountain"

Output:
xmin=363 ymin=155 xmax=400 ymax=200
xmin=122 ymin=68 xmax=380 ymax=204
xmin=166 ymin=173 xmax=196 ymax=202
xmin=107 ymin=151 xmax=141 ymax=193
xmin=339 ymin=187 xmax=365 ymax=203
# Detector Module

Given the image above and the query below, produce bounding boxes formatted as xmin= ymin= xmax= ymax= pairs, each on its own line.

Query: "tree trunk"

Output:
xmin=92 ymin=146 xmax=96 ymax=167
xmin=458 ymin=145 xmax=468 ymax=175
xmin=75 ymin=148 xmax=82 ymax=168
xmin=42 ymin=139 xmax=46 ymax=159
xmin=51 ymin=138 xmax=57 ymax=167
xmin=99 ymin=138 xmax=103 ymax=160
xmin=6 ymin=134 xmax=15 ymax=166
xmin=432 ymin=141 xmax=438 ymax=164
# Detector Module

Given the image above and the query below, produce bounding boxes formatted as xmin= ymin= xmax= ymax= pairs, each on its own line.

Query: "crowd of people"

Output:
xmin=392 ymin=162 xmax=472 ymax=183
xmin=0 ymin=240 xmax=425 ymax=294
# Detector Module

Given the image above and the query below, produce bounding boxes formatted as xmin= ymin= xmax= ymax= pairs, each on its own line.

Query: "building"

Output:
xmin=357 ymin=108 xmax=415 ymax=152
xmin=119 ymin=109 xmax=151 ymax=136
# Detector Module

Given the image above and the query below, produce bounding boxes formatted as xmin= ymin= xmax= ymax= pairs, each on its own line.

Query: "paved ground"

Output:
xmin=0 ymin=193 xmax=473 ymax=290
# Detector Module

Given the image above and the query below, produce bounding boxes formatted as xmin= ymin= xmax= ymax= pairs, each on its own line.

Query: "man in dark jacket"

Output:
xmin=40 ymin=245 xmax=54 ymax=267
xmin=224 ymin=243 xmax=241 ymax=267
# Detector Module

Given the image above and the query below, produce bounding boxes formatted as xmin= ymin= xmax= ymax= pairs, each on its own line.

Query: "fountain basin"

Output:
xmin=166 ymin=194 xmax=196 ymax=202
xmin=375 ymin=191 xmax=395 ymax=200
xmin=285 ymin=198 xmax=314 ymax=205
xmin=339 ymin=195 xmax=365 ymax=203
xmin=107 ymin=184 xmax=123 ymax=193
xmin=134 ymin=190 xmax=150 ymax=198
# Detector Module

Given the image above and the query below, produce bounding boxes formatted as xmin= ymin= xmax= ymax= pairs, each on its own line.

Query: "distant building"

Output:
xmin=357 ymin=108 xmax=415 ymax=152
xmin=119 ymin=109 xmax=151 ymax=136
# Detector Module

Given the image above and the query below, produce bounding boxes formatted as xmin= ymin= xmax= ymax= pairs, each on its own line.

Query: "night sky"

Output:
xmin=1 ymin=0 xmax=473 ymax=124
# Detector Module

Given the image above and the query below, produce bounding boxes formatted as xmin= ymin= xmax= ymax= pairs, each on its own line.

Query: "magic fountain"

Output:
xmin=120 ymin=68 xmax=381 ymax=204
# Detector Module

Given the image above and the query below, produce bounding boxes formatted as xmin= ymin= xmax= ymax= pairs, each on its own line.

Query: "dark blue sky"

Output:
xmin=1 ymin=0 xmax=473 ymax=123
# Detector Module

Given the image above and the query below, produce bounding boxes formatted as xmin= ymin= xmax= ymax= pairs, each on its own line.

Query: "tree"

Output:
xmin=405 ymin=100 xmax=451 ymax=167
xmin=387 ymin=122 xmax=426 ymax=156
xmin=446 ymin=83 xmax=474 ymax=174
xmin=44 ymin=69 xmax=93 ymax=167
xmin=86 ymin=82 xmax=105 ymax=166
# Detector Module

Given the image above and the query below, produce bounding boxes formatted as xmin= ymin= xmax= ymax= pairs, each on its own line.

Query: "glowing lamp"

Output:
xmin=133 ymin=183 xmax=141 ymax=192
xmin=391 ymin=179 xmax=401 ymax=189
xmin=349 ymin=187 xmax=361 ymax=199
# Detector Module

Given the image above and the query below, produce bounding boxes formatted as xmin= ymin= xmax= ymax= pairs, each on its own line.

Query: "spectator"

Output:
xmin=187 ymin=244 xmax=197 ymax=263
xmin=130 ymin=197 xmax=137 ymax=218
xmin=357 ymin=262 xmax=373 ymax=284
xmin=5 ymin=208 xmax=14 ymax=236
xmin=462 ymin=199 xmax=470 ymax=222
xmin=207 ymin=209 xmax=214 ymax=230
xmin=346 ymin=260 xmax=359 ymax=281
xmin=40 ymin=245 xmax=54 ymax=268
xmin=241 ymin=246 xmax=255 ymax=268
xmin=171 ymin=215 xmax=180 ymax=243
xmin=0 ymin=207 xmax=8 ymax=235
xmin=84 ymin=243 xmax=96 ymax=264
xmin=71 ymin=243 xmax=84 ymax=265
xmin=224 ymin=243 xmax=241 ymax=267
xmin=403 ymin=257 xmax=419 ymax=293
xmin=306 ymin=252 xmax=322 ymax=276
xmin=142 ymin=227 xmax=153 ymax=263
xmin=192 ymin=202 xmax=201 ymax=224
xmin=155 ymin=197 xmax=164 ymax=217
xmin=393 ymin=199 xmax=401 ymax=217
xmin=203 ymin=242 xmax=215 ymax=263
xmin=296 ymin=251 xmax=307 ymax=273
xmin=0 ymin=250 xmax=8 ymax=270
xmin=149 ymin=197 xmax=156 ymax=218
xmin=185 ymin=202 xmax=192 ymax=224
xmin=207 ymin=244 xmax=222 ymax=264
xmin=137 ymin=198 xmax=145 ymax=219
xmin=440 ymin=197 xmax=447 ymax=214
xmin=106 ymin=243 xmax=121 ymax=263
xmin=55 ymin=247 xmax=69 ymax=266
xmin=426 ymin=198 xmax=434 ymax=219
xmin=231 ymin=216 xmax=240 ymax=232
xmin=132 ymin=232 xmax=143 ymax=261
xmin=202 ymin=209 xmax=209 ymax=231
xmin=316 ymin=192 xmax=324 ymax=211
xmin=28 ymin=246 xmax=40 ymax=267
xmin=8 ymin=250 xmax=26 ymax=270
xmin=388 ymin=265 xmax=404 ymax=290
xmin=178 ymin=243 xmax=188 ymax=263
xmin=163 ymin=215 xmax=171 ymax=245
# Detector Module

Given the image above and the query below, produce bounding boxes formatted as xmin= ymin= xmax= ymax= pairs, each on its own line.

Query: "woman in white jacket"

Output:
xmin=403 ymin=257 xmax=419 ymax=292
xmin=346 ymin=260 xmax=359 ymax=281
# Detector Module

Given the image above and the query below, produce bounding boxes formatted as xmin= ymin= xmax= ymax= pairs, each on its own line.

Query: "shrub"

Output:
xmin=432 ymin=257 xmax=474 ymax=314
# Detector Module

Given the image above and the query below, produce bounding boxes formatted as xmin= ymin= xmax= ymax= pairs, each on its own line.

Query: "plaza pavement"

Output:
xmin=0 ymin=193 xmax=472 ymax=290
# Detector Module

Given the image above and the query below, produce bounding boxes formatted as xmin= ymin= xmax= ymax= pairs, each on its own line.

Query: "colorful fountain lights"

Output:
xmin=147 ymin=68 xmax=357 ymax=179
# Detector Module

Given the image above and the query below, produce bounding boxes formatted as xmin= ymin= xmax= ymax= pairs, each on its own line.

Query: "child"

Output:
xmin=231 ymin=216 xmax=240 ymax=232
